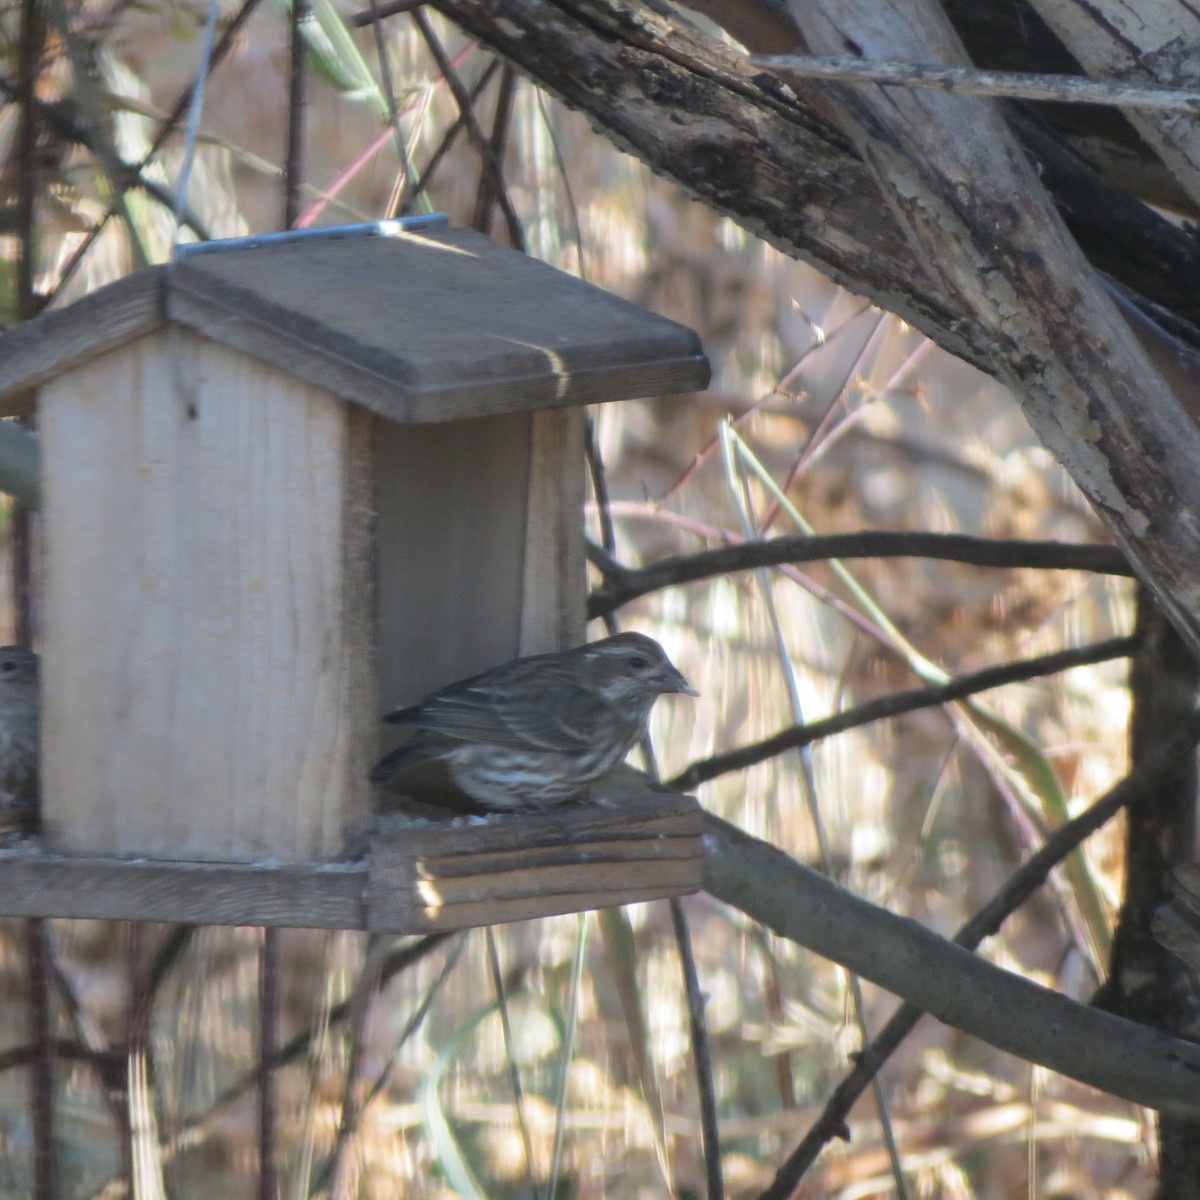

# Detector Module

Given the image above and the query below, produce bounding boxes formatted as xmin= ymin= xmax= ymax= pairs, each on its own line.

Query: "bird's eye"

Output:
xmin=0 ymin=660 xmax=16 ymax=674
xmin=628 ymin=655 xmax=649 ymax=670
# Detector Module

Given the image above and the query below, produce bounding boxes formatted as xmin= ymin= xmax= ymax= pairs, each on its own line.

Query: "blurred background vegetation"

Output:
xmin=0 ymin=2 xmax=1158 ymax=1196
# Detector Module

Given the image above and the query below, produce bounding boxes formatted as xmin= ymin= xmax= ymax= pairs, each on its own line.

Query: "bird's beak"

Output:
xmin=661 ymin=666 xmax=698 ymax=697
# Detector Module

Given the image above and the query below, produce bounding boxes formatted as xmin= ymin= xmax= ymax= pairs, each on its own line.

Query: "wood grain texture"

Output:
xmin=0 ymin=792 xmax=700 ymax=930
xmin=781 ymin=0 xmax=1200 ymax=661
xmin=368 ymin=790 xmax=704 ymax=933
xmin=519 ymin=406 xmax=586 ymax=655
xmin=0 ymin=848 xmax=366 ymax=927
xmin=340 ymin=405 xmax=376 ymax=847
xmin=0 ymin=229 xmax=709 ymax=420
xmin=40 ymin=330 xmax=367 ymax=861
xmin=0 ymin=271 xmax=165 ymax=414
xmin=1024 ymin=0 xmax=1200 ymax=211
xmin=168 ymin=228 xmax=709 ymax=421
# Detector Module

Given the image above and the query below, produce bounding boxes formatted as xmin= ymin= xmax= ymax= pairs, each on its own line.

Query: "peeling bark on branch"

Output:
xmin=432 ymin=0 xmax=1200 ymax=651
xmin=433 ymin=0 xmax=1200 ymax=358
xmin=779 ymin=0 xmax=1200 ymax=654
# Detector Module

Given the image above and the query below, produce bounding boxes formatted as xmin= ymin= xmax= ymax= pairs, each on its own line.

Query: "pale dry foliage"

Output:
xmin=0 ymin=2 xmax=1149 ymax=1197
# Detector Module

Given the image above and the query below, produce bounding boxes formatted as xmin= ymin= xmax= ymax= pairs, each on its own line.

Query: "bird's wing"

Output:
xmin=490 ymin=679 xmax=609 ymax=752
xmin=397 ymin=679 xmax=607 ymax=753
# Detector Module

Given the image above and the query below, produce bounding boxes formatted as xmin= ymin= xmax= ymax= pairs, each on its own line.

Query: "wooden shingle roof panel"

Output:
xmin=0 ymin=227 xmax=709 ymax=420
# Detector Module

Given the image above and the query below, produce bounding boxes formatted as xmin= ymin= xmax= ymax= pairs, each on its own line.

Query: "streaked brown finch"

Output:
xmin=370 ymin=631 xmax=696 ymax=811
xmin=0 ymin=646 xmax=39 ymax=831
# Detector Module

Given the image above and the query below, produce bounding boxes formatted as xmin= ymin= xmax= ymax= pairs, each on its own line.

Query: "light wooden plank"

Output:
xmin=426 ymin=834 xmax=703 ymax=874
xmin=368 ymin=792 xmax=704 ymax=933
xmin=337 ymin=404 xmax=376 ymax=848
xmin=519 ymin=407 xmax=587 ymax=655
xmin=0 ymin=230 xmax=709 ymax=420
xmin=168 ymin=228 xmax=710 ymax=422
xmin=419 ymin=858 xmax=702 ymax=905
xmin=400 ymin=885 xmax=695 ymax=932
xmin=0 ymin=271 xmax=163 ymax=412
xmin=40 ymin=330 xmax=366 ymax=862
xmin=0 ymin=793 xmax=700 ymax=931
xmin=0 ymin=849 xmax=366 ymax=927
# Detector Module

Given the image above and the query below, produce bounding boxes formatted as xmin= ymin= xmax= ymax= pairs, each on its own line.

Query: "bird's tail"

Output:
xmin=369 ymin=742 xmax=423 ymax=785
xmin=381 ymin=704 xmax=420 ymax=725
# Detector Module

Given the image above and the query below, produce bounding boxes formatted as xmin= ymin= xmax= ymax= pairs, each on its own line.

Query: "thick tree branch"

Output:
xmin=429 ymin=0 xmax=1200 ymax=653
xmin=754 ymin=709 xmax=1200 ymax=1194
xmin=703 ymin=801 xmax=1200 ymax=1119
xmin=780 ymin=0 xmax=1200 ymax=658
xmin=1023 ymin=0 xmax=1200 ymax=211
xmin=432 ymin=0 xmax=1200 ymax=346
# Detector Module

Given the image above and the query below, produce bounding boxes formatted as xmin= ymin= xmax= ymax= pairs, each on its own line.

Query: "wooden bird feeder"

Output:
xmin=0 ymin=219 xmax=709 ymax=931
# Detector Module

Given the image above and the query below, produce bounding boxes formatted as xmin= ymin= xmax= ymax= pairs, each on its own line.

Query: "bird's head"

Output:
xmin=0 ymin=647 xmax=38 ymax=690
xmin=578 ymin=632 xmax=697 ymax=704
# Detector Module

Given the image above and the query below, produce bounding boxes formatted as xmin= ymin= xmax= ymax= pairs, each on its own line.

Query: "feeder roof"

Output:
xmin=0 ymin=227 xmax=709 ymax=422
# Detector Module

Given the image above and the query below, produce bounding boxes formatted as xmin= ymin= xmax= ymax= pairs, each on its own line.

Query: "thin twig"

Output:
xmin=258 ymin=929 xmax=280 ymax=1200
xmin=48 ymin=951 xmax=128 ymax=1151
xmin=549 ymin=915 xmax=588 ymax=1196
xmin=720 ymin=425 xmax=906 ymax=1200
xmin=24 ymin=921 xmax=57 ymax=1200
xmin=486 ymin=929 xmax=543 ymax=1200
xmin=762 ymin=328 xmax=927 ymax=532
xmin=0 ymin=79 xmax=216 ymax=239
xmin=13 ymin=17 xmax=51 ymax=1166
xmin=757 ymin=712 xmax=1200 ymax=1198
xmin=15 ymin=0 xmax=43 ymax=317
xmin=657 ymin=302 xmax=874 ymax=508
xmin=471 ymin=63 xmax=517 ymax=233
xmin=321 ymin=936 xmax=389 ymax=1200
xmin=42 ymin=0 xmax=149 ymax=268
xmin=534 ymin=89 xmax=586 ymax=280
xmin=670 ymin=899 xmax=723 ymax=1200
xmin=284 ymin=0 xmax=310 ymax=229
xmin=412 ymin=9 xmax=526 ymax=249
xmin=397 ymin=60 xmax=500 ymax=215
xmin=357 ymin=934 xmax=467 ymax=1113
xmin=752 ymin=53 xmax=1200 ymax=113
xmin=367 ymin=0 xmax=411 ymax=193
xmin=349 ymin=0 xmax=426 ymax=26
xmin=669 ymin=635 xmax=1138 ymax=791
xmin=588 ymin=530 xmax=1132 ymax=617
xmin=585 ymin=426 xmax=618 ymax=566
xmin=748 ymin=927 xmax=795 ymax=1107
xmin=0 ymin=1038 xmax=120 ymax=1073
xmin=46 ymin=0 xmax=265 ymax=300
xmin=87 ymin=934 xmax=451 ymax=1200
xmin=308 ymin=935 xmax=465 ymax=1196
xmin=169 ymin=0 xmax=220 ymax=252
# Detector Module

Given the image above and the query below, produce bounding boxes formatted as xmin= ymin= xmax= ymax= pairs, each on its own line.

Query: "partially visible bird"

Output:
xmin=370 ymin=631 xmax=696 ymax=812
xmin=0 ymin=646 xmax=39 ymax=833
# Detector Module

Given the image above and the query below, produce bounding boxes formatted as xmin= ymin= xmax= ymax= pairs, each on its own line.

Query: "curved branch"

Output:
xmin=669 ymin=635 xmax=1136 ymax=791
xmin=782 ymin=0 xmax=1200 ymax=657
xmin=432 ymin=0 xmax=1200 ymax=353
xmin=588 ymin=532 xmax=1132 ymax=618
xmin=757 ymin=709 xmax=1200 ymax=1196
xmin=702 ymin=796 xmax=1200 ymax=1119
